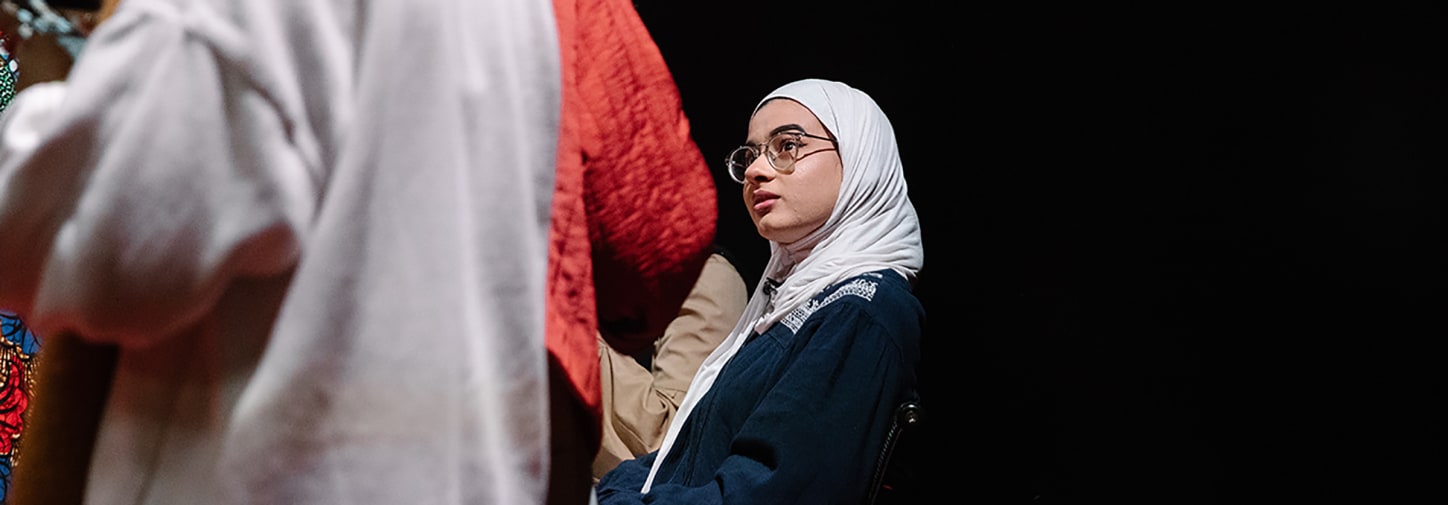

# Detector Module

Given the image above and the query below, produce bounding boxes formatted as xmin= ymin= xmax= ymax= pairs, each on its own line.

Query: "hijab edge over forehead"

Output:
xmin=753 ymin=83 xmax=841 ymax=142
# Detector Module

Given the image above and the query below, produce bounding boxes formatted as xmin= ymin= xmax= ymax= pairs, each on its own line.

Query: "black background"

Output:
xmin=637 ymin=4 xmax=1443 ymax=503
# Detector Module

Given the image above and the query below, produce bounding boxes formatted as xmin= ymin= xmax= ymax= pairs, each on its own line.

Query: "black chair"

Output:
xmin=864 ymin=396 xmax=925 ymax=505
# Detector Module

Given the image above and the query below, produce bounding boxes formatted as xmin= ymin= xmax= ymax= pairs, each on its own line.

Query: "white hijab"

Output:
xmin=642 ymin=78 xmax=924 ymax=491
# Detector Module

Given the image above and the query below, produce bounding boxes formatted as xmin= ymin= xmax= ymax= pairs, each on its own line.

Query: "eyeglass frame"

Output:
xmin=725 ymin=129 xmax=837 ymax=183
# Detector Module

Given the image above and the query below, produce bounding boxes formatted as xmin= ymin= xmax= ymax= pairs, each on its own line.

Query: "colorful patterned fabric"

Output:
xmin=0 ymin=313 xmax=38 ymax=503
xmin=0 ymin=30 xmax=34 ymax=503
xmin=1 ymin=34 xmax=16 ymax=111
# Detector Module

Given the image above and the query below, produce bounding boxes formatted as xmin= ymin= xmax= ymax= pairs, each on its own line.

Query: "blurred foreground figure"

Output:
xmin=0 ymin=0 xmax=573 ymax=503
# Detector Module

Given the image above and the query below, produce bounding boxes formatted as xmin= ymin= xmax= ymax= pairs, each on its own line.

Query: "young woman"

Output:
xmin=595 ymin=78 xmax=925 ymax=504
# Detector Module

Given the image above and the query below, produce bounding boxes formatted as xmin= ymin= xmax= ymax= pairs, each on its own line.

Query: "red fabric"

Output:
xmin=1 ymin=346 xmax=31 ymax=456
xmin=547 ymin=0 xmax=717 ymax=444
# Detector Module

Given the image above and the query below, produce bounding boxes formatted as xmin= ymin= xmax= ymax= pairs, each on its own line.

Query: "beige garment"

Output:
xmin=593 ymin=253 xmax=748 ymax=480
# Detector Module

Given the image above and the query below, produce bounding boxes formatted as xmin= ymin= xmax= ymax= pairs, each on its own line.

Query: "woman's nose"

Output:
xmin=743 ymin=156 xmax=773 ymax=182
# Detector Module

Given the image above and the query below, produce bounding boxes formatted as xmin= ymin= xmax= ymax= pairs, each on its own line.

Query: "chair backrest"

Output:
xmin=864 ymin=396 xmax=925 ymax=505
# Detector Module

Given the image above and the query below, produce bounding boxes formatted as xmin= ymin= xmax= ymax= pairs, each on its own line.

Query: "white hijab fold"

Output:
xmin=642 ymin=78 xmax=923 ymax=491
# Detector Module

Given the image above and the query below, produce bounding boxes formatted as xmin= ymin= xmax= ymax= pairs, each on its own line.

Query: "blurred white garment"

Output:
xmin=0 ymin=0 xmax=561 ymax=503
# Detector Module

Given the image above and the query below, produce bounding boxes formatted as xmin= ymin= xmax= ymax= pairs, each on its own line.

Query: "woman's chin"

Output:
xmin=757 ymin=225 xmax=805 ymax=245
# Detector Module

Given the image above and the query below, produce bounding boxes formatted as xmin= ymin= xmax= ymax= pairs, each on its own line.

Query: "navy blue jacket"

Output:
xmin=596 ymin=270 xmax=924 ymax=504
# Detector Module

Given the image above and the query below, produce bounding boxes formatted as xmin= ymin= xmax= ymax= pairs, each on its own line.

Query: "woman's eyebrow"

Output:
xmin=768 ymin=124 xmax=807 ymax=137
xmin=747 ymin=123 xmax=807 ymax=146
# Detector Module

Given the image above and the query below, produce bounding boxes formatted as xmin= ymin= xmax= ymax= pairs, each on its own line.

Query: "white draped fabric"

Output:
xmin=0 ymin=1 xmax=561 ymax=503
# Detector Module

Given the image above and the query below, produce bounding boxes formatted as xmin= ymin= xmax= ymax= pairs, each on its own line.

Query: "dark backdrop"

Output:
xmin=636 ymin=4 xmax=1444 ymax=503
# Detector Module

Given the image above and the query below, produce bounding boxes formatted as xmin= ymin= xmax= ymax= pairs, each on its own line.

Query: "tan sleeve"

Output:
xmin=592 ymin=253 xmax=749 ymax=480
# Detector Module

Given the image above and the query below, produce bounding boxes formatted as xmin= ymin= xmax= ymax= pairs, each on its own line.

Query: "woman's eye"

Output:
xmin=775 ymin=138 xmax=804 ymax=153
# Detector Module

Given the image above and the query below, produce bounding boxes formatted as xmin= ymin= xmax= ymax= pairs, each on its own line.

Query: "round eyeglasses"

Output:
xmin=725 ymin=130 xmax=836 ymax=183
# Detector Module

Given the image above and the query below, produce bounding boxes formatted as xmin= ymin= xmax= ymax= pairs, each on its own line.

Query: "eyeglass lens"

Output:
xmin=727 ymin=147 xmax=757 ymax=182
xmin=727 ymin=132 xmax=808 ymax=183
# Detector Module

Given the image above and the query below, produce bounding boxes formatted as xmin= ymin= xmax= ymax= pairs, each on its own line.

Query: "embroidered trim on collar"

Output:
xmin=781 ymin=277 xmax=878 ymax=333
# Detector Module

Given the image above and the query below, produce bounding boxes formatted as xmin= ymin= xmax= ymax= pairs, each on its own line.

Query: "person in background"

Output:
xmin=544 ymin=0 xmax=718 ymax=502
xmin=0 ymin=2 xmax=107 ymax=502
xmin=0 ymin=0 xmax=712 ymax=503
xmin=0 ymin=0 xmax=107 ymax=90
xmin=592 ymin=249 xmax=749 ymax=482
xmin=0 ymin=19 xmax=24 ymax=505
xmin=595 ymin=78 xmax=926 ymax=504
